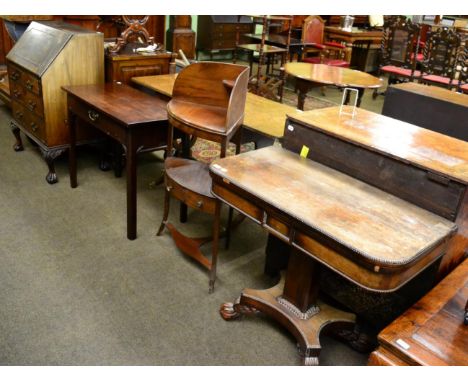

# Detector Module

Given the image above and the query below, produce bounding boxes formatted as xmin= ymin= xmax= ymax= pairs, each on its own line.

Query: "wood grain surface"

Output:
xmin=284 ymin=62 xmax=383 ymax=88
xmin=391 ymin=82 xmax=468 ymax=108
xmin=288 ymin=106 xmax=468 ymax=184
xmin=132 ymin=73 xmax=297 ymax=138
xmin=210 ymin=146 xmax=456 ymax=265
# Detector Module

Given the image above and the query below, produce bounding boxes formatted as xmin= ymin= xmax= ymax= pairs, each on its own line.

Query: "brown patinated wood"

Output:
xmin=63 ymin=83 xmax=168 ymax=240
xmin=284 ymin=62 xmax=382 ymax=109
xmin=211 ymin=146 xmax=456 ymax=291
xmin=368 ymin=259 xmax=468 ymax=366
xmin=132 ymin=73 xmax=297 ymax=140
xmin=286 ymin=106 xmax=468 ymax=278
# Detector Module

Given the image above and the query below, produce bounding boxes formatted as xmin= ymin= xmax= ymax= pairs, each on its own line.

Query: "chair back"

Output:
xmin=421 ymin=27 xmax=462 ymax=79
xmin=302 ymin=15 xmax=325 ymax=44
xmin=171 ymin=61 xmax=249 ymax=132
xmin=380 ymin=17 xmax=420 ymax=69
xmin=456 ymin=44 xmax=467 ymax=92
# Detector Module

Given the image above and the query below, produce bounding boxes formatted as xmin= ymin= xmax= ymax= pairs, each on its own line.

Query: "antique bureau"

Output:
xmin=196 ymin=15 xmax=253 ymax=60
xmin=210 ymin=106 xmax=468 ymax=365
xmin=7 ymin=21 xmax=104 ymax=183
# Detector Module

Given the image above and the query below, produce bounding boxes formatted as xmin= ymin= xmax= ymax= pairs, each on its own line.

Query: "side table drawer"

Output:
xmin=68 ymin=96 xmax=126 ymax=143
xmin=212 ymin=182 xmax=263 ymax=223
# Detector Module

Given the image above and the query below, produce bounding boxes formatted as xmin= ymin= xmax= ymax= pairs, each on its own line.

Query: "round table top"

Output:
xmin=284 ymin=62 xmax=383 ymax=89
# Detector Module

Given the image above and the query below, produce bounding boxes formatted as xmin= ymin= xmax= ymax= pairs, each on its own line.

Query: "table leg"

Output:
xmin=126 ymin=135 xmax=137 ymax=240
xmin=68 ymin=110 xmax=78 ymax=189
xmin=295 ymin=78 xmax=315 ymax=111
xmin=220 ymin=248 xmax=356 ymax=365
xmin=356 ymin=88 xmax=365 ymax=107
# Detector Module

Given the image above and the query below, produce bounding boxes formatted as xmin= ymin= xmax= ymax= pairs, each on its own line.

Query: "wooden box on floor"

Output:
xmin=7 ymin=21 xmax=104 ymax=183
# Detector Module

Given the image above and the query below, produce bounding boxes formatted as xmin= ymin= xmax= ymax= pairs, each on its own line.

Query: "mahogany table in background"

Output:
xmin=284 ymin=62 xmax=382 ymax=110
xmin=63 ymin=83 xmax=168 ymax=240
xmin=324 ymin=26 xmax=383 ymax=70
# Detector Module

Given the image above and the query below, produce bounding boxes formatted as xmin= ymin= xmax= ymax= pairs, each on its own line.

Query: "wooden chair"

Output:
xmin=373 ymin=16 xmax=421 ymax=98
xmin=418 ymin=27 xmax=462 ymax=89
xmin=301 ymin=15 xmax=349 ymax=67
xmin=157 ymin=62 xmax=249 ymax=293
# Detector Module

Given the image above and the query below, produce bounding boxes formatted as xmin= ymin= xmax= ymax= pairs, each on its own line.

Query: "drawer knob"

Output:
xmin=196 ymin=200 xmax=204 ymax=208
xmin=13 ymin=90 xmax=21 ymax=98
xmin=26 ymin=80 xmax=33 ymax=90
xmin=10 ymin=72 xmax=20 ymax=81
xmin=15 ymin=111 xmax=23 ymax=119
xmin=88 ymin=110 xmax=100 ymax=122
xmin=30 ymin=122 xmax=38 ymax=132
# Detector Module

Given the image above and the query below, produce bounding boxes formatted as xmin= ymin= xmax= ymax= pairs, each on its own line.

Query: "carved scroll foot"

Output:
xmin=10 ymin=122 xmax=24 ymax=151
xmin=219 ymin=299 xmax=259 ymax=321
xmin=303 ymin=356 xmax=319 ymax=366
xmin=41 ymin=147 xmax=67 ymax=185
xmin=331 ymin=325 xmax=377 ymax=353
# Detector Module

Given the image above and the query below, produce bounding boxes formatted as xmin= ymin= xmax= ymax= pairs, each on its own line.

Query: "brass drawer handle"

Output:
xmin=27 ymin=100 xmax=37 ymax=110
xmin=30 ymin=122 xmax=38 ymax=132
xmin=15 ymin=111 xmax=24 ymax=119
xmin=26 ymin=80 xmax=33 ymax=90
xmin=196 ymin=200 xmax=204 ymax=208
xmin=13 ymin=89 xmax=21 ymax=98
xmin=10 ymin=71 xmax=20 ymax=81
xmin=88 ymin=110 xmax=100 ymax=122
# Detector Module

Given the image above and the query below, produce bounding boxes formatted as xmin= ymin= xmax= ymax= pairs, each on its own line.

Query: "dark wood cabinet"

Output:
xmin=166 ymin=16 xmax=196 ymax=59
xmin=197 ymin=15 xmax=253 ymax=59
xmin=105 ymin=48 xmax=175 ymax=85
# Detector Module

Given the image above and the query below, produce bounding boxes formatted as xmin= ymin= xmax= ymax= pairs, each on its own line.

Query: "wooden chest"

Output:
xmin=7 ymin=21 xmax=104 ymax=184
xmin=197 ymin=16 xmax=253 ymax=58
xmin=368 ymin=258 xmax=468 ymax=365
xmin=105 ymin=46 xmax=175 ymax=85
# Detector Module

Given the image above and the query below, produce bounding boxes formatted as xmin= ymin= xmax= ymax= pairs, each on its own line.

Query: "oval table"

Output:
xmin=284 ymin=62 xmax=383 ymax=110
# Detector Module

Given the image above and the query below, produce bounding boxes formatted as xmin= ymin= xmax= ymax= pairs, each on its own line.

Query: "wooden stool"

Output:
xmin=157 ymin=62 xmax=249 ymax=293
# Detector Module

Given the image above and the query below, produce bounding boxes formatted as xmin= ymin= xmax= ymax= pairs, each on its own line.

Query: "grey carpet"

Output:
xmin=0 ymin=85 xmax=383 ymax=365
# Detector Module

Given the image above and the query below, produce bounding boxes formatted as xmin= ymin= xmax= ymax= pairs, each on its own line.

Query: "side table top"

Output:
xmin=284 ymin=62 xmax=383 ymax=89
xmin=62 ymin=83 xmax=168 ymax=127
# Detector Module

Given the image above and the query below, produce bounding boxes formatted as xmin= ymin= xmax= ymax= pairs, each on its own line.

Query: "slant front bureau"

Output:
xmin=211 ymin=106 xmax=468 ymax=365
xmin=7 ymin=21 xmax=104 ymax=183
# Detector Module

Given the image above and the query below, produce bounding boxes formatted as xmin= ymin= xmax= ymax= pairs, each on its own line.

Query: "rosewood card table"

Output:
xmin=284 ymin=62 xmax=382 ymax=110
xmin=62 ymin=83 xmax=168 ymax=240
xmin=209 ymin=105 xmax=468 ymax=365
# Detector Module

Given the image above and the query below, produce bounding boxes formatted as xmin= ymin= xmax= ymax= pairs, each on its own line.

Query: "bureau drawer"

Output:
xmin=9 ymin=64 xmax=41 ymax=96
xmin=10 ymin=82 xmax=44 ymax=116
xmin=68 ymin=96 xmax=126 ymax=143
xmin=12 ymin=100 xmax=46 ymax=143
